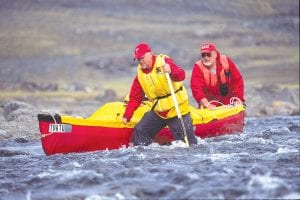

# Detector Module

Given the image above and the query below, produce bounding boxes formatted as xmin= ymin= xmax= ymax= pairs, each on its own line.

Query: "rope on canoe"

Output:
xmin=39 ymin=110 xmax=58 ymax=138
xmin=207 ymin=97 xmax=243 ymax=110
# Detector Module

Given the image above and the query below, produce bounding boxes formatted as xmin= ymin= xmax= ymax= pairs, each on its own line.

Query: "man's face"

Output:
xmin=201 ymin=50 xmax=217 ymax=67
xmin=138 ymin=52 xmax=152 ymax=70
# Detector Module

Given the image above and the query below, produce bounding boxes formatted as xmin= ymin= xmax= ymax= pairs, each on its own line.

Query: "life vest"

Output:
xmin=196 ymin=55 xmax=230 ymax=96
xmin=137 ymin=54 xmax=189 ymax=118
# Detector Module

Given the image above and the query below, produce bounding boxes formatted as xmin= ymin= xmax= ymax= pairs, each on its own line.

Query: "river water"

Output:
xmin=0 ymin=115 xmax=299 ymax=200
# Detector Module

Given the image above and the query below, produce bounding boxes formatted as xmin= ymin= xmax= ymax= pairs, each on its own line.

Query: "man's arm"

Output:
xmin=228 ymin=58 xmax=245 ymax=102
xmin=123 ymin=76 xmax=145 ymax=122
xmin=190 ymin=63 xmax=207 ymax=104
xmin=164 ymin=57 xmax=185 ymax=82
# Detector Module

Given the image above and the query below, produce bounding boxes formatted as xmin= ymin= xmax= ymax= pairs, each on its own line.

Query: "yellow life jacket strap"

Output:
xmin=151 ymin=86 xmax=183 ymax=110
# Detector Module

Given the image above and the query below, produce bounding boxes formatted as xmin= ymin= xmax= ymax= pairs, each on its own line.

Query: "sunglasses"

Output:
xmin=201 ymin=53 xmax=212 ymax=58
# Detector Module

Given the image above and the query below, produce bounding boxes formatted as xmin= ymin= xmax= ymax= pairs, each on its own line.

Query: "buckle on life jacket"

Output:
xmin=151 ymin=86 xmax=183 ymax=110
xmin=224 ymin=70 xmax=231 ymax=78
xmin=219 ymin=83 xmax=228 ymax=96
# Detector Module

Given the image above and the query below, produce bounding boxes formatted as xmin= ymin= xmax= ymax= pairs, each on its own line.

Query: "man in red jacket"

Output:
xmin=122 ymin=42 xmax=197 ymax=146
xmin=190 ymin=42 xmax=245 ymax=109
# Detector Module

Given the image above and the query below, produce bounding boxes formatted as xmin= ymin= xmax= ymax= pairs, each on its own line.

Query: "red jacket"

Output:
xmin=123 ymin=55 xmax=186 ymax=121
xmin=190 ymin=54 xmax=244 ymax=106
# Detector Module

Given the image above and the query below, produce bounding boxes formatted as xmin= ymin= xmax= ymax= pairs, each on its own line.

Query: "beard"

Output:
xmin=202 ymin=60 xmax=212 ymax=67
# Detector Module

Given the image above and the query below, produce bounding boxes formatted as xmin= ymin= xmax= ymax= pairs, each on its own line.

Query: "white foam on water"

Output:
xmin=137 ymin=153 xmax=146 ymax=159
xmin=143 ymin=140 xmax=189 ymax=150
xmin=269 ymin=127 xmax=291 ymax=134
xmin=282 ymin=192 xmax=300 ymax=199
xmin=2 ymin=116 xmax=300 ymax=199
xmin=167 ymin=140 xmax=188 ymax=149
xmin=26 ymin=190 xmax=31 ymax=200
xmin=115 ymin=193 xmax=126 ymax=200
xmin=210 ymin=153 xmax=232 ymax=161
xmin=247 ymin=172 xmax=284 ymax=190
xmin=168 ymin=183 xmax=184 ymax=190
xmin=196 ymin=136 xmax=204 ymax=143
xmin=36 ymin=169 xmax=56 ymax=178
xmin=247 ymin=137 xmax=273 ymax=145
xmin=85 ymin=194 xmax=103 ymax=200
xmin=223 ymin=167 xmax=235 ymax=175
xmin=186 ymin=173 xmax=200 ymax=180
xmin=210 ymin=152 xmax=249 ymax=162
xmin=286 ymin=138 xmax=300 ymax=145
xmin=85 ymin=193 xmax=127 ymax=200
xmin=277 ymin=146 xmax=299 ymax=154
xmin=36 ymin=169 xmax=104 ymax=181
xmin=72 ymin=161 xmax=82 ymax=168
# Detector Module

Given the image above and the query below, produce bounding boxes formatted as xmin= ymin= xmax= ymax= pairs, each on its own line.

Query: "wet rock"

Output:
xmin=85 ymin=57 xmax=131 ymax=73
xmin=15 ymin=137 xmax=29 ymax=143
xmin=3 ymin=101 xmax=38 ymax=122
xmin=288 ymin=125 xmax=300 ymax=133
xmin=95 ymin=89 xmax=117 ymax=102
xmin=20 ymin=81 xmax=58 ymax=92
xmin=0 ymin=149 xmax=28 ymax=157
xmin=66 ymin=82 xmax=92 ymax=92
xmin=245 ymin=85 xmax=299 ymax=117
xmin=1 ymin=101 xmax=41 ymax=139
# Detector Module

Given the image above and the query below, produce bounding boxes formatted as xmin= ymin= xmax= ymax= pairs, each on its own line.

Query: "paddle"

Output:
xmin=163 ymin=60 xmax=189 ymax=147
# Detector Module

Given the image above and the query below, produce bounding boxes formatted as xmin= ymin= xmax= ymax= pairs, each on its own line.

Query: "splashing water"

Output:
xmin=0 ymin=115 xmax=299 ymax=199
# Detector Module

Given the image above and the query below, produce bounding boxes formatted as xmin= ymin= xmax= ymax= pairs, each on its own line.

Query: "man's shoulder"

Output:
xmin=157 ymin=54 xmax=170 ymax=59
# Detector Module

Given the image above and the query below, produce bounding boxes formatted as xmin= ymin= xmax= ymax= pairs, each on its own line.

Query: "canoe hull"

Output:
xmin=195 ymin=110 xmax=244 ymax=138
xmin=39 ymin=120 xmax=133 ymax=155
xmin=38 ymin=106 xmax=245 ymax=155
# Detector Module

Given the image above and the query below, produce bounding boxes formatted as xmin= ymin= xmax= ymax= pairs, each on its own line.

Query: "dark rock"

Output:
xmin=20 ymin=81 xmax=58 ymax=92
xmin=15 ymin=137 xmax=29 ymax=143
xmin=0 ymin=149 xmax=28 ymax=157
xmin=95 ymin=89 xmax=117 ymax=102
xmin=3 ymin=101 xmax=38 ymax=122
xmin=245 ymin=85 xmax=299 ymax=117
xmin=288 ymin=125 xmax=300 ymax=133
xmin=66 ymin=82 xmax=92 ymax=92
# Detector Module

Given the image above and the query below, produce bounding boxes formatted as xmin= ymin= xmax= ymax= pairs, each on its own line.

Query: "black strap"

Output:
xmin=151 ymin=86 xmax=183 ymax=110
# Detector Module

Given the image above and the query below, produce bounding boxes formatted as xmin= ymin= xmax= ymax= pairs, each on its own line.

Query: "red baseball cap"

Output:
xmin=133 ymin=42 xmax=152 ymax=60
xmin=200 ymin=42 xmax=216 ymax=53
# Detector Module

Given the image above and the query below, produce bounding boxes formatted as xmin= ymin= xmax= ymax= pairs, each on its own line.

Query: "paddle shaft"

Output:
xmin=164 ymin=69 xmax=189 ymax=147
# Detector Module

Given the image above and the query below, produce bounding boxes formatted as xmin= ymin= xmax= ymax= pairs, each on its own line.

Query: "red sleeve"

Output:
xmin=164 ymin=57 xmax=185 ymax=81
xmin=190 ymin=63 xmax=207 ymax=103
xmin=227 ymin=58 xmax=245 ymax=102
xmin=123 ymin=76 xmax=145 ymax=121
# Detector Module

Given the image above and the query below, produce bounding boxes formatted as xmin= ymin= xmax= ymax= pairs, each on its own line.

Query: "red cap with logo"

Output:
xmin=133 ymin=42 xmax=152 ymax=60
xmin=200 ymin=42 xmax=216 ymax=53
